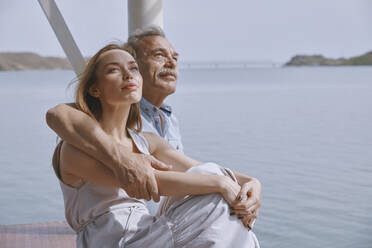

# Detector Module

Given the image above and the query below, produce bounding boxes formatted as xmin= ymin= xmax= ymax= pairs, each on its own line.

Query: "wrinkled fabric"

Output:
xmin=56 ymin=130 xmax=259 ymax=248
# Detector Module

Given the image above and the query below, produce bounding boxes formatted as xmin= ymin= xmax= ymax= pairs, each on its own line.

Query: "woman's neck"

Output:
xmin=99 ymin=103 xmax=131 ymax=143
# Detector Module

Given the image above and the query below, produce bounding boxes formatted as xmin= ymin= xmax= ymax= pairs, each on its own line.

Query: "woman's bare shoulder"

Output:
xmin=60 ymin=142 xmax=96 ymax=172
xmin=141 ymin=131 xmax=159 ymax=140
xmin=141 ymin=132 xmax=162 ymax=154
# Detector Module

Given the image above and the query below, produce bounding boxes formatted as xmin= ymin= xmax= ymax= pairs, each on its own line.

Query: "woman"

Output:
xmin=52 ymin=44 xmax=260 ymax=248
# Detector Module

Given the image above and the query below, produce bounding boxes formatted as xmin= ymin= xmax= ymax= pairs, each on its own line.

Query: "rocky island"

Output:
xmin=285 ymin=50 xmax=372 ymax=66
xmin=0 ymin=52 xmax=72 ymax=71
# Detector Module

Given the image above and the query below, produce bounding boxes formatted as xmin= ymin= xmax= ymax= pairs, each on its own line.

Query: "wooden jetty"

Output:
xmin=0 ymin=222 xmax=75 ymax=248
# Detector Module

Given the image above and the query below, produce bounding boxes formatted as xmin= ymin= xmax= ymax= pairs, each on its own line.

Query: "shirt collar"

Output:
xmin=140 ymin=98 xmax=172 ymax=117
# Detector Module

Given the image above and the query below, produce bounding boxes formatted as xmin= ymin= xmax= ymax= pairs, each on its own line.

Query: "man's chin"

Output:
xmin=158 ymin=81 xmax=177 ymax=94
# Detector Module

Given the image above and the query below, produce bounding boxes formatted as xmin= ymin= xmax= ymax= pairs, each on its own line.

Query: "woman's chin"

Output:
xmin=125 ymin=96 xmax=141 ymax=105
xmin=122 ymin=91 xmax=142 ymax=103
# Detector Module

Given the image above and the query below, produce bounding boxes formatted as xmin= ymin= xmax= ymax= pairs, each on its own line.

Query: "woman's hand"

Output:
xmin=219 ymin=176 xmax=241 ymax=206
xmin=231 ymin=179 xmax=262 ymax=230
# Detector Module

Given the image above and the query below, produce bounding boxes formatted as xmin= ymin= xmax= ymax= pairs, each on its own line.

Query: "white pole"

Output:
xmin=38 ymin=0 xmax=86 ymax=75
xmin=127 ymin=0 xmax=163 ymax=35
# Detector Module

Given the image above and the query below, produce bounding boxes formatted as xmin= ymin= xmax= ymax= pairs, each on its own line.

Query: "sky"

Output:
xmin=0 ymin=0 xmax=371 ymax=63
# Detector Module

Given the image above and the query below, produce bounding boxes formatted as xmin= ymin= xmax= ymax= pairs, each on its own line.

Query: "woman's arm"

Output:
xmin=154 ymin=170 xmax=240 ymax=205
xmin=60 ymin=142 xmax=240 ymax=205
xmin=143 ymin=132 xmax=258 ymax=185
xmin=143 ymin=132 xmax=201 ymax=172
xmin=143 ymin=132 xmax=261 ymax=211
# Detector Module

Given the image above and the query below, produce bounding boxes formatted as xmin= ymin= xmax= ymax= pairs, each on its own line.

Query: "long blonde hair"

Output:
xmin=75 ymin=44 xmax=142 ymax=132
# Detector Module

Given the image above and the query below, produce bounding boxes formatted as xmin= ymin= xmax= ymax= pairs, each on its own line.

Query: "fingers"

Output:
xmin=149 ymin=156 xmax=172 ymax=171
xmin=232 ymin=202 xmax=260 ymax=216
xmin=234 ymin=210 xmax=256 ymax=231
xmin=232 ymin=209 xmax=258 ymax=219
xmin=233 ymin=195 xmax=260 ymax=210
xmin=246 ymin=203 xmax=260 ymax=216
xmin=125 ymin=184 xmax=141 ymax=199
xmin=235 ymin=187 xmax=249 ymax=202
xmin=139 ymin=181 xmax=151 ymax=201
xmin=249 ymin=213 xmax=257 ymax=226
xmin=243 ymin=216 xmax=254 ymax=230
xmin=147 ymin=175 xmax=160 ymax=202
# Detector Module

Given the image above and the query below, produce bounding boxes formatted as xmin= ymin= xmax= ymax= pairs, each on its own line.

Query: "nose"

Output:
xmin=165 ymin=54 xmax=177 ymax=69
xmin=122 ymin=69 xmax=134 ymax=81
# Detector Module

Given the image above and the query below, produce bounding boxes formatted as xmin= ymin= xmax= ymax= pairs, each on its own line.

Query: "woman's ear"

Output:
xmin=89 ymin=85 xmax=101 ymax=98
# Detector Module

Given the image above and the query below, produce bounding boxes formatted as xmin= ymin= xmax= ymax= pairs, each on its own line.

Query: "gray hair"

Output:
xmin=127 ymin=26 xmax=166 ymax=54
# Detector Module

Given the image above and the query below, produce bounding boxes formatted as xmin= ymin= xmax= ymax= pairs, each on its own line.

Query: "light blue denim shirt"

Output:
xmin=140 ymin=98 xmax=183 ymax=153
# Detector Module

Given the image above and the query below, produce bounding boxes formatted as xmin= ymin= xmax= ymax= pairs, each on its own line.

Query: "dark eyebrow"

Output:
xmin=103 ymin=60 xmax=137 ymax=69
xmin=103 ymin=62 xmax=120 ymax=68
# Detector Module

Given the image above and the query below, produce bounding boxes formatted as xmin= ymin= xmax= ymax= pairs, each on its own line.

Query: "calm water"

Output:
xmin=0 ymin=67 xmax=371 ymax=247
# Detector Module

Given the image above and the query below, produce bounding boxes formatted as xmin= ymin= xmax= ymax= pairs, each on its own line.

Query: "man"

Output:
xmin=46 ymin=27 xmax=261 ymax=222
xmin=126 ymin=27 xmax=183 ymax=153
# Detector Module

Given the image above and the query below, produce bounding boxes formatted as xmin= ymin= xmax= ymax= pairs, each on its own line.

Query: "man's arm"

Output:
xmin=60 ymin=142 xmax=241 ymax=206
xmin=46 ymin=103 xmax=115 ymax=165
xmin=46 ymin=103 xmax=171 ymax=201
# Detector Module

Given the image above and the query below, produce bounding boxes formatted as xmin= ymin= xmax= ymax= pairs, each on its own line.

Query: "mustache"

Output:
xmin=157 ymin=68 xmax=178 ymax=78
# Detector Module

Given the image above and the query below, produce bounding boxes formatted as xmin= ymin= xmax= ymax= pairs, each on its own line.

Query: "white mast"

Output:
xmin=38 ymin=0 xmax=164 ymax=75
xmin=38 ymin=0 xmax=86 ymax=75
xmin=128 ymin=0 xmax=163 ymax=35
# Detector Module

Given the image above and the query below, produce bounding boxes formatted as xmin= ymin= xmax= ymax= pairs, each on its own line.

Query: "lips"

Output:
xmin=121 ymin=82 xmax=138 ymax=90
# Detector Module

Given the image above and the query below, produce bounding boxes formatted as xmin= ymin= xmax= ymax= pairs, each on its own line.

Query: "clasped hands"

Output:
xmin=113 ymin=153 xmax=262 ymax=230
xmin=232 ymin=179 xmax=261 ymax=230
xmin=219 ymin=176 xmax=262 ymax=230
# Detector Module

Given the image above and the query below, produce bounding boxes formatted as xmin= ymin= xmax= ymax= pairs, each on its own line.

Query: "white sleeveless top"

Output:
xmin=54 ymin=129 xmax=151 ymax=232
xmin=52 ymin=129 xmax=260 ymax=248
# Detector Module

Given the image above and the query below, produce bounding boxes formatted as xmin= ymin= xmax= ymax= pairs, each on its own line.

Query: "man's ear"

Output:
xmin=89 ymin=85 xmax=101 ymax=98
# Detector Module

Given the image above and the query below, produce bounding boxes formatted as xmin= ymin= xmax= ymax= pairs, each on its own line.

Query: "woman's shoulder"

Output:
xmin=141 ymin=131 xmax=159 ymax=140
xmin=58 ymin=142 xmax=86 ymax=187
xmin=141 ymin=131 xmax=168 ymax=146
xmin=140 ymin=131 xmax=160 ymax=154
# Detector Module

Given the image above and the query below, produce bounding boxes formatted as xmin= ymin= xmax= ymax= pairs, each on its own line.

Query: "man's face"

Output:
xmin=136 ymin=35 xmax=179 ymax=96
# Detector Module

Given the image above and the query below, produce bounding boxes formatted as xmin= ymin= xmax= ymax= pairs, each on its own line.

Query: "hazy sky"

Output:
xmin=1 ymin=0 xmax=371 ymax=62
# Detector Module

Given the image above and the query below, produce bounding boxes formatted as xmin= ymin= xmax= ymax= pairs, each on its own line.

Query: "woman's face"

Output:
xmin=92 ymin=49 xmax=142 ymax=106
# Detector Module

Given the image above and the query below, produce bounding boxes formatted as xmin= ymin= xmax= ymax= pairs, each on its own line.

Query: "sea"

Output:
xmin=0 ymin=66 xmax=371 ymax=248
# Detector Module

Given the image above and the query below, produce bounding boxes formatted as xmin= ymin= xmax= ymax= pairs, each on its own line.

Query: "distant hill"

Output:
xmin=0 ymin=52 xmax=72 ymax=71
xmin=285 ymin=51 xmax=372 ymax=66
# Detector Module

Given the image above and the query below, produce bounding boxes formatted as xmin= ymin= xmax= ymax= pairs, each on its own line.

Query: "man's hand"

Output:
xmin=45 ymin=103 xmax=172 ymax=201
xmin=231 ymin=179 xmax=262 ymax=230
xmin=113 ymin=152 xmax=172 ymax=202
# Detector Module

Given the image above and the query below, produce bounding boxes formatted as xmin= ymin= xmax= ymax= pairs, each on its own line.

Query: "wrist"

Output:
xmin=216 ymin=175 xmax=229 ymax=193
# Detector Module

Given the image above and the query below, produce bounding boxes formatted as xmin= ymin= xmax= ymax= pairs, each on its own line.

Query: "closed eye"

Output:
xmin=130 ymin=66 xmax=139 ymax=71
xmin=154 ymin=53 xmax=165 ymax=58
xmin=107 ymin=67 xmax=120 ymax=73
